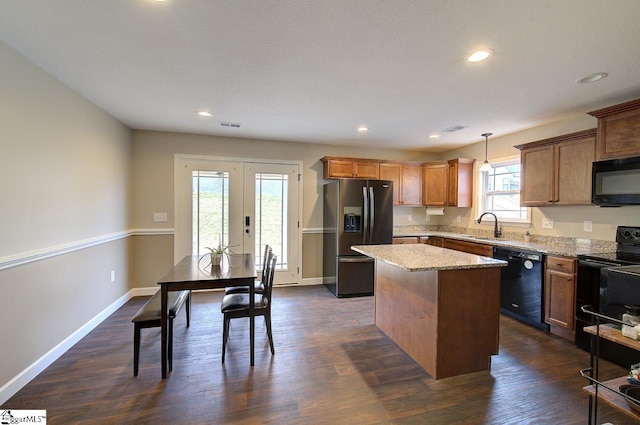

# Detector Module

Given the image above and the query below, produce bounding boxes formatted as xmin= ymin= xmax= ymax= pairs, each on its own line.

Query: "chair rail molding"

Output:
xmin=0 ymin=228 xmax=174 ymax=271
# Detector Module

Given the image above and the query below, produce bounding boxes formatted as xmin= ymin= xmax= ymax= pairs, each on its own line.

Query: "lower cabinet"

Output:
xmin=392 ymin=237 xmax=419 ymax=244
xmin=421 ymin=236 xmax=444 ymax=247
xmin=544 ymin=255 xmax=576 ymax=340
xmin=442 ymin=238 xmax=493 ymax=257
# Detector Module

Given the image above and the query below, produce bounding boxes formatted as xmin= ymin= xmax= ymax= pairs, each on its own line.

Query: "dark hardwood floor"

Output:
xmin=3 ymin=285 xmax=639 ymax=424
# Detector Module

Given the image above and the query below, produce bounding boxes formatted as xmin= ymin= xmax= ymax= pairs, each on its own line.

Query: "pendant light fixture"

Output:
xmin=479 ymin=132 xmax=493 ymax=172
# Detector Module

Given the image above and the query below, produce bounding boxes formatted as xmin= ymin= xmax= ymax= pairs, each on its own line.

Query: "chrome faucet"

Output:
xmin=477 ymin=212 xmax=502 ymax=238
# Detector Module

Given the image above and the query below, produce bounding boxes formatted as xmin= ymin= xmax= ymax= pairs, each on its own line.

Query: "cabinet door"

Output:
xmin=420 ymin=236 xmax=444 ymax=246
xmin=422 ymin=162 xmax=448 ymax=206
xmin=442 ymin=239 xmax=493 ymax=257
xmin=544 ymin=268 xmax=576 ymax=330
xmin=379 ymin=164 xmax=401 ymax=204
xmin=555 ymin=136 xmax=596 ymax=205
xmin=326 ymin=159 xmax=356 ymax=178
xmin=589 ymin=99 xmax=640 ymax=160
xmin=354 ymin=161 xmax=379 ymax=179
xmin=520 ymin=145 xmax=554 ymax=206
xmin=401 ymin=165 xmax=423 ymax=205
xmin=447 ymin=158 xmax=474 ymax=207
xmin=393 ymin=237 xmax=419 ymax=244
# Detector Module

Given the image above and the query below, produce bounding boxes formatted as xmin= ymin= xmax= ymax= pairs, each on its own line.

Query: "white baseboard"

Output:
xmin=0 ymin=281 xmax=325 ymax=405
xmin=300 ymin=277 xmax=324 ymax=286
xmin=0 ymin=289 xmax=143 ymax=405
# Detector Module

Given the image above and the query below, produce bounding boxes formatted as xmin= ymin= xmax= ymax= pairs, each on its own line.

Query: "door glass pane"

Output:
xmin=192 ymin=170 xmax=229 ymax=255
xmin=255 ymin=173 xmax=288 ymax=270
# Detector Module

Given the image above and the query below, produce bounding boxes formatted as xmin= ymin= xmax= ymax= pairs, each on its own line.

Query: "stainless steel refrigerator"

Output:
xmin=323 ymin=179 xmax=394 ymax=297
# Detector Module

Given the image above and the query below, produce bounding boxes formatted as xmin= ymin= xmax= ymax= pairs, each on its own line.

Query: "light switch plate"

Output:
xmin=584 ymin=221 xmax=593 ymax=232
xmin=542 ymin=218 xmax=554 ymax=229
xmin=154 ymin=212 xmax=168 ymax=222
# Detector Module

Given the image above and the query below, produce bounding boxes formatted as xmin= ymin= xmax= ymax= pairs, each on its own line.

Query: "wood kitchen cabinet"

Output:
xmin=321 ymin=156 xmax=380 ymax=179
xmin=393 ymin=236 xmax=420 ymax=244
xmin=421 ymin=236 xmax=444 ymax=247
xmin=379 ymin=162 xmax=423 ymax=206
xmin=447 ymin=158 xmax=475 ymax=207
xmin=422 ymin=162 xmax=448 ymax=206
xmin=516 ymin=129 xmax=596 ymax=207
xmin=422 ymin=159 xmax=475 ymax=207
xmin=588 ymin=98 xmax=640 ymax=160
xmin=442 ymin=238 xmax=493 ymax=257
xmin=544 ymin=255 xmax=576 ymax=340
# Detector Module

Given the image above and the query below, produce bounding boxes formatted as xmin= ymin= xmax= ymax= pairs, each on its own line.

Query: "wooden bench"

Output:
xmin=131 ymin=290 xmax=191 ymax=376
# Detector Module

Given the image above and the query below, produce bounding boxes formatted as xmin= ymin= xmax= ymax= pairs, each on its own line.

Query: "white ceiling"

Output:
xmin=1 ymin=0 xmax=640 ymax=152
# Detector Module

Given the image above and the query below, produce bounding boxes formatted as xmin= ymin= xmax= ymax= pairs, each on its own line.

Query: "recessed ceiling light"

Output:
xmin=197 ymin=111 xmax=212 ymax=117
xmin=467 ymin=49 xmax=493 ymax=63
xmin=357 ymin=126 xmax=369 ymax=133
xmin=428 ymin=134 xmax=440 ymax=139
xmin=577 ymin=72 xmax=608 ymax=84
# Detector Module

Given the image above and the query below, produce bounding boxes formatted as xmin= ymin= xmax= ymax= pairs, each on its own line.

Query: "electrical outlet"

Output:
xmin=425 ymin=210 xmax=430 ymax=222
xmin=110 ymin=270 xmax=115 ymax=282
xmin=456 ymin=215 xmax=461 ymax=223
xmin=584 ymin=221 xmax=593 ymax=232
xmin=541 ymin=218 xmax=554 ymax=229
xmin=408 ymin=214 xmax=413 ymax=222
xmin=153 ymin=212 xmax=168 ymax=222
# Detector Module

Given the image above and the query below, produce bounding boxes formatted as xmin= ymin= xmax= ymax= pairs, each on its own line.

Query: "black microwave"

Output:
xmin=592 ymin=155 xmax=640 ymax=205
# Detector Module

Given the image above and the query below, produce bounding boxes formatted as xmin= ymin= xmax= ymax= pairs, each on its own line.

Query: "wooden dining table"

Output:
xmin=157 ymin=253 xmax=257 ymax=378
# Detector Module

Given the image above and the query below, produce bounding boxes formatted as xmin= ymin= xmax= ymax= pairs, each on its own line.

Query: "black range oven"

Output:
xmin=576 ymin=226 xmax=640 ymax=367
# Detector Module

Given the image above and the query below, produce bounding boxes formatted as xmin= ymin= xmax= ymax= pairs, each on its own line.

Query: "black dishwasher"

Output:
xmin=494 ymin=246 xmax=549 ymax=331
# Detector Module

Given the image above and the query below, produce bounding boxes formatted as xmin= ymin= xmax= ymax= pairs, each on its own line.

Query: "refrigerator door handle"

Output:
xmin=362 ymin=186 xmax=369 ymax=244
xmin=369 ymin=187 xmax=375 ymax=242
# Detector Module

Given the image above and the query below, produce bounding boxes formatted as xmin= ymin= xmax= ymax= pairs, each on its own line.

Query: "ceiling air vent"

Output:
xmin=442 ymin=125 xmax=467 ymax=133
xmin=219 ymin=121 xmax=242 ymax=128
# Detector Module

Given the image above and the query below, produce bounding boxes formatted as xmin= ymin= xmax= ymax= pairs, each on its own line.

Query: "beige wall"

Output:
xmin=129 ymin=130 xmax=434 ymax=287
xmin=0 ymin=40 xmax=131 ymax=391
xmin=3 ymin=29 xmax=640 ymax=401
xmin=428 ymin=114 xmax=640 ymax=240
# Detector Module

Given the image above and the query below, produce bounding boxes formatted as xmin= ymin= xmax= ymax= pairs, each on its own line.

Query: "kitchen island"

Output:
xmin=352 ymin=243 xmax=507 ymax=379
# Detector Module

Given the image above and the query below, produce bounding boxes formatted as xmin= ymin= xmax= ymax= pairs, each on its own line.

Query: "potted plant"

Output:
xmin=202 ymin=239 xmax=235 ymax=267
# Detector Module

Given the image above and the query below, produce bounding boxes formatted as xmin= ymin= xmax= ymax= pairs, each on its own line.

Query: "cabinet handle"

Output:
xmin=566 ymin=277 xmax=572 ymax=281
xmin=556 ymin=263 xmax=564 ymax=267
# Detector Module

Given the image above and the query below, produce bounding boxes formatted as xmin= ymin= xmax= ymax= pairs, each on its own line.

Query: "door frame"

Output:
xmin=173 ymin=154 xmax=303 ymax=285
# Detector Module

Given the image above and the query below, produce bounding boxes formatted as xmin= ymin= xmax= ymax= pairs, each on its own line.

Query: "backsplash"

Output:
xmin=395 ymin=224 xmax=617 ymax=254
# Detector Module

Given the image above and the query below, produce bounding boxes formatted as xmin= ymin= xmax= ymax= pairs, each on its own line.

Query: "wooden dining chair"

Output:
xmin=221 ymin=252 xmax=276 ymax=363
xmin=224 ymin=244 xmax=271 ymax=295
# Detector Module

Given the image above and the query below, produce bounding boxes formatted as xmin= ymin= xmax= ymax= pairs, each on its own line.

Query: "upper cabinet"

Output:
xmin=422 ymin=159 xmax=475 ymax=207
xmin=516 ymin=129 xmax=596 ymax=207
xmin=588 ymin=98 xmax=640 ymax=160
xmin=322 ymin=156 xmax=379 ymax=179
xmin=422 ymin=162 xmax=448 ymax=206
xmin=379 ymin=162 xmax=423 ymax=206
xmin=322 ymin=156 xmax=474 ymax=208
xmin=447 ymin=158 xmax=475 ymax=207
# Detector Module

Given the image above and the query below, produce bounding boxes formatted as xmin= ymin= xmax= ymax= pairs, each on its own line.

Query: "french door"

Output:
xmin=174 ymin=155 xmax=300 ymax=285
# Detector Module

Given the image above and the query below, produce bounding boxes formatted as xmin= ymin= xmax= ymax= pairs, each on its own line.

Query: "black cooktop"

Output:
xmin=578 ymin=226 xmax=640 ymax=266
xmin=579 ymin=251 xmax=640 ymax=265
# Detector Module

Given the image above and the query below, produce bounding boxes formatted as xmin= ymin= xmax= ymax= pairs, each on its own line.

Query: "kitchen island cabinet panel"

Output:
xmin=374 ymin=261 xmax=501 ymax=379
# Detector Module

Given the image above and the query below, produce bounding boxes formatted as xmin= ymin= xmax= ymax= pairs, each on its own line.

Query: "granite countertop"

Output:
xmin=393 ymin=226 xmax=617 ymax=258
xmin=352 ymin=244 xmax=507 ymax=272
